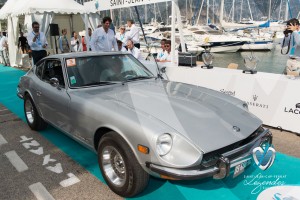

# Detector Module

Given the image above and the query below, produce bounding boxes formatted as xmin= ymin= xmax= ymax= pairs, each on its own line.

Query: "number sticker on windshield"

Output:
xmin=70 ymin=76 xmax=77 ymax=85
xmin=66 ymin=59 xmax=76 ymax=67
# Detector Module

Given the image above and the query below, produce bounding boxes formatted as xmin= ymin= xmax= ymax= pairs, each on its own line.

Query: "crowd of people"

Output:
xmin=25 ymin=16 xmax=175 ymax=65
xmin=4 ymin=16 xmax=299 ymax=73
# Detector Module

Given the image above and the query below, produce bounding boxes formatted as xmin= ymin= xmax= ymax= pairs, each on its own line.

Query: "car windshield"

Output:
xmin=65 ymin=54 xmax=154 ymax=88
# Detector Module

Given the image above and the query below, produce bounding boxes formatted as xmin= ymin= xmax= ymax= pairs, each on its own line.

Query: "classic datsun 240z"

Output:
xmin=17 ymin=52 xmax=272 ymax=197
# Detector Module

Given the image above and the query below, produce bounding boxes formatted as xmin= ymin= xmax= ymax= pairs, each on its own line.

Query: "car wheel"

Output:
xmin=98 ymin=132 xmax=149 ymax=197
xmin=24 ymin=94 xmax=47 ymax=131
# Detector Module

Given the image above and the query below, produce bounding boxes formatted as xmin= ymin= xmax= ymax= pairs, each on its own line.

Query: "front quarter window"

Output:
xmin=35 ymin=61 xmax=44 ymax=79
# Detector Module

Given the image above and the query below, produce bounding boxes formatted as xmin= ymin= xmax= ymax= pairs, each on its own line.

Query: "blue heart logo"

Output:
xmin=252 ymin=144 xmax=276 ymax=170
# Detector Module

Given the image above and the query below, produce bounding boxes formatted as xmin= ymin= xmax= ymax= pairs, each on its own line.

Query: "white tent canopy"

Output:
xmin=0 ymin=0 xmax=22 ymax=20
xmin=11 ymin=0 xmax=87 ymax=17
xmin=0 ymin=0 xmax=88 ymax=67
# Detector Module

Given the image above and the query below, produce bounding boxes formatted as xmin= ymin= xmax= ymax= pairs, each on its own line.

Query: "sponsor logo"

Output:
xmin=220 ymin=89 xmax=235 ymax=96
xmin=253 ymin=94 xmax=258 ymax=101
xmin=253 ymin=143 xmax=276 ymax=171
xmin=246 ymin=94 xmax=269 ymax=109
xmin=284 ymin=103 xmax=300 ymax=115
xmin=244 ymin=174 xmax=287 ymax=195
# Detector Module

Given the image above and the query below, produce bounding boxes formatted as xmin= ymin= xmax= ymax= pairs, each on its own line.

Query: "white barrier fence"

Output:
xmin=164 ymin=66 xmax=300 ymax=134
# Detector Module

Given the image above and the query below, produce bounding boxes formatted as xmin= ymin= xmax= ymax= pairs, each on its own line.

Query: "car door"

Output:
xmin=37 ymin=59 xmax=71 ymax=133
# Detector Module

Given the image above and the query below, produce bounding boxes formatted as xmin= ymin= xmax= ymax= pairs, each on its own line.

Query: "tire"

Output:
xmin=24 ymin=94 xmax=47 ymax=131
xmin=98 ymin=132 xmax=149 ymax=197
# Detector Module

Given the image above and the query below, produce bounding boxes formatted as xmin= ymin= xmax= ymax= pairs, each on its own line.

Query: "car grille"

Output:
xmin=199 ymin=126 xmax=264 ymax=169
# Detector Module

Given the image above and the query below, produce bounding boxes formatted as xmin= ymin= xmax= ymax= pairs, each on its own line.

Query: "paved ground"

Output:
xmin=0 ymin=104 xmax=123 ymax=200
xmin=268 ymin=127 xmax=300 ymax=158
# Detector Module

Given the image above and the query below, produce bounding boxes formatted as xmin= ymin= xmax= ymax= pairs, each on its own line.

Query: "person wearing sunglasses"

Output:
xmin=158 ymin=40 xmax=175 ymax=63
xmin=27 ymin=21 xmax=48 ymax=64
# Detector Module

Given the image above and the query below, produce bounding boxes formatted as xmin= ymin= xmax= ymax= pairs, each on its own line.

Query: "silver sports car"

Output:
xmin=17 ymin=52 xmax=272 ymax=197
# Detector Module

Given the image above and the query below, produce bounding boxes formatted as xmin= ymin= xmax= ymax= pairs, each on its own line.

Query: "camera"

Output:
xmin=283 ymin=29 xmax=293 ymax=35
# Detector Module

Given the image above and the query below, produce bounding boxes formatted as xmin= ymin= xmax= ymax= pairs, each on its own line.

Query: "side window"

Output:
xmin=42 ymin=60 xmax=65 ymax=87
xmin=35 ymin=61 xmax=44 ymax=79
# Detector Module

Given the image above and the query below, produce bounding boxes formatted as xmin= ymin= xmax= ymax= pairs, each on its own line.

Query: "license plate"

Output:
xmin=233 ymin=160 xmax=251 ymax=178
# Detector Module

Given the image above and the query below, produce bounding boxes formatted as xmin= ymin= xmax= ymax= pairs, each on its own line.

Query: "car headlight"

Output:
xmin=156 ymin=133 xmax=173 ymax=156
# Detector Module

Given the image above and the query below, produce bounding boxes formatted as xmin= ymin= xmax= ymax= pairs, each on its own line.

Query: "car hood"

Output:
xmin=74 ymin=80 xmax=262 ymax=153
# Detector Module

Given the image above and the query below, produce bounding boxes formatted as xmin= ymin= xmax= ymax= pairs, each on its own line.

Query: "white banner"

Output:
xmin=165 ymin=66 xmax=300 ymax=134
xmin=84 ymin=0 xmax=172 ymax=12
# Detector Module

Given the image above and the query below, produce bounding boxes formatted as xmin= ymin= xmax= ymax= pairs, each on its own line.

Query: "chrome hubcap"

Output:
xmin=25 ymin=99 xmax=34 ymax=124
xmin=102 ymin=146 xmax=126 ymax=187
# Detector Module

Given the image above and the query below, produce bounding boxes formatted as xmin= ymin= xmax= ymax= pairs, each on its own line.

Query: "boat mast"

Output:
xmin=145 ymin=5 xmax=147 ymax=23
xmin=285 ymin=0 xmax=289 ymax=20
xmin=196 ymin=0 xmax=205 ymax=25
xmin=186 ymin=0 xmax=188 ymax=21
xmin=166 ymin=2 xmax=169 ymax=25
xmin=232 ymin=0 xmax=235 ymax=22
xmin=219 ymin=0 xmax=224 ymax=26
xmin=213 ymin=0 xmax=215 ymax=23
xmin=207 ymin=0 xmax=209 ymax=24
xmin=268 ymin=0 xmax=272 ymax=20
xmin=278 ymin=0 xmax=282 ymax=20
xmin=246 ymin=0 xmax=253 ymax=21
xmin=240 ymin=0 xmax=244 ymax=22
xmin=154 ymin=3 xmax=157 ymax=23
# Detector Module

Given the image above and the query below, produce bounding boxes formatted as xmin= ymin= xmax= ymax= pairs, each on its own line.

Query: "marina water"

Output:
xmin=212 ymin=44 xmax=287 ymax=74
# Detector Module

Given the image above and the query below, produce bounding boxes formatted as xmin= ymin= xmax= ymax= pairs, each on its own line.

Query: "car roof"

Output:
xmin=45 ymin=51 xmax=131 ymax=60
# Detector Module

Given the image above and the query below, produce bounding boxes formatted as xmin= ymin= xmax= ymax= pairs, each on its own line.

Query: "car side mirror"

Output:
xmin=49 ymin=77 xmax=60 ymax=89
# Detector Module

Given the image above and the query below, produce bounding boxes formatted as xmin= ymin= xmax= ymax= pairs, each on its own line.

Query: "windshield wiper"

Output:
xmin=82 ymin=81 xmax=117 ymax=86
xmin=124 ymin=76 xmax=154 ymax=83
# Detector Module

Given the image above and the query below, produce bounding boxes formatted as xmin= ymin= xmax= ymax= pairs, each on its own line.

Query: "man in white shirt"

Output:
xmin=0 ymin=32 xmax=9 ymax=66
xmin=117 ymin=40 xmax=127 ymax=52
xmin=158 ymin=40 xmax=178 ymax=64
xmin=156 ymin=39 xmax=167 ymax=61
xmin=90 ymin=17 xmax=118 ymax=52
xmin=27 ymin=21 xmax=48 ymax=64
xmin=127 ymin=39 xmax=143 ymax=60
xmin=126 ymin=20 xmax=140 ymax=49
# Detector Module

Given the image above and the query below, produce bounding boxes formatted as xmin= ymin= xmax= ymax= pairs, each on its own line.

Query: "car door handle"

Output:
xmin=36 ymin=91 xmax=42 ymax=96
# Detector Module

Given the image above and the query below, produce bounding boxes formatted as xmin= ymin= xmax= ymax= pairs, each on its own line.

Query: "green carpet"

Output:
xmin=1 ymin=65 xmax=299 ymax=200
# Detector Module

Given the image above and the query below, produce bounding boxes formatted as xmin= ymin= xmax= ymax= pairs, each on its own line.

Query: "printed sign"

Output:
xmin=85 ymin=0 xmax=172 ymax=12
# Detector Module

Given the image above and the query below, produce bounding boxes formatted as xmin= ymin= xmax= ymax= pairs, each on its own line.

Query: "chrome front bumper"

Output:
xmin=147 ymin=129 xmax=272 ymax=180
